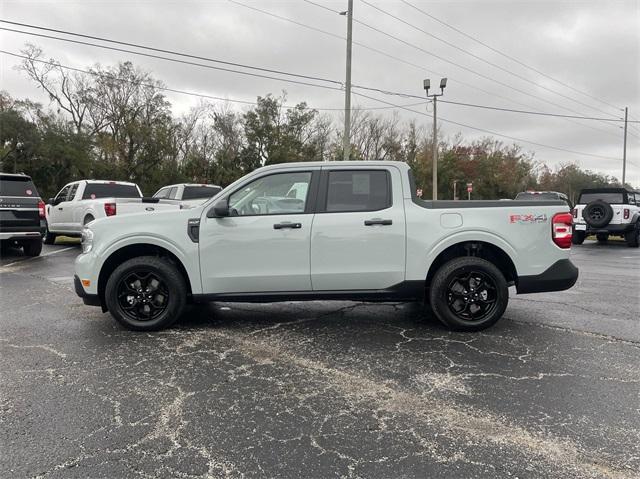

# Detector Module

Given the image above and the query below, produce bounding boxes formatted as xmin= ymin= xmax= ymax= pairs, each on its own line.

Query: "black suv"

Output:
xmin=0 ymin=173 xmax=46 ymax=256
xmin=572 ymin=188 xmax=640 ymax=247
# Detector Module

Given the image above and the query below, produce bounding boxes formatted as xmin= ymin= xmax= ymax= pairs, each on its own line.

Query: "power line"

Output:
xmin=360 ymin=0 xmax=619 ymax=120
xmin=0 ymin=49 xmax=428 ymax=112
xmin=0 ymin=18 xmax=345 ymax=88
xmin=0 ymin=26 xmax=346 ymax=92
xmin=439 ymin=99 xmax=638 ymax=123
xmin=300 ymin=1 xmax=622 ymax=139
xmin=351 ymin=90 xmax=621 ymax=162
xmin=400 ymin=0 xmax=623 ymax=115
xmin=232 ymin=0 xmax=598 ymax=122
xmin=339 ymin=11 xmax=623 ymax=138
xmin=4 ymin=22 xmax=631 ymax=126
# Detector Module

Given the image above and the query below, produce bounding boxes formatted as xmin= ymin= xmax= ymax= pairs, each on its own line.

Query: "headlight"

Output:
xmin=81 ymin=227 xmax=94 ymax=253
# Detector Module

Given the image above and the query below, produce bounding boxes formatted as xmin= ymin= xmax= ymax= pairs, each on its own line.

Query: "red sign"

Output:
xmin=416 ymin=188 xmax=423 ymax=198
xmin=467 ymin=183 xmax=473 ymax=193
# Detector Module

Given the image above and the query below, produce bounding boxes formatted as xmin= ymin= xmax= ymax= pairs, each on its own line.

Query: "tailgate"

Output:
xmin=0 ymin=196 xmax=41 ymax=232
xmin=114 ymin=199 xmax=181 ymax=215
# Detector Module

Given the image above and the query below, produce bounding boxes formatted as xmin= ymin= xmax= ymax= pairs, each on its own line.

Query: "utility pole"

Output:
xmin=453 ymin=179 xmax=458 ymax=200
xmin=622 ymin=107 xmax=628 ymax=186
xmin=341 ymin=0 xmax=353 ymax=162
xmin=423 ymin=78 xmax=447 ymax=200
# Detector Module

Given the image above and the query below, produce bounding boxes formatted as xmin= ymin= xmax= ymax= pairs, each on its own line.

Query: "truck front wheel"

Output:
xmin=105 ymin=256 xmax=186 ymax=331
xmin=429 ymin=257 xmax=509 ymax=332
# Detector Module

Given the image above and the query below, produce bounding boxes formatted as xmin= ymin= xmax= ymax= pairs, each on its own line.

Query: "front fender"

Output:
xmin=93 ymin=233 xmax=201 ymax=294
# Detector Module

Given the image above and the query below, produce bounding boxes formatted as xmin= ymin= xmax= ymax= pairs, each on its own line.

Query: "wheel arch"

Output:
xmin=97 ymin=243 xmax=193 ymax=309
xmin=425 ymin=241 xmax=518 ymax=292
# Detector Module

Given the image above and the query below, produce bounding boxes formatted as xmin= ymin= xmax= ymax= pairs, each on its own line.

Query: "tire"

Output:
xmin=43 ymin=223 xmax=57 ymax=245
xmin=625 ymin=225 xmax=640 ymax=248
xmin=105 ymin=256 xmax=186 ymax=331
xmin=83 ymin=215 xmax=95 ymax=225
xmin=583 ymin=200 xmax=613 ymax=228
xmin=429 ymin=257 xmax=509 ymax=332
xmin=22 ymin=239 xmax=43 ymax=257
xmin=572 ymin=230 xmax=586 ymax=245
xmin=596 ymin=233 xmax=609 ymax=243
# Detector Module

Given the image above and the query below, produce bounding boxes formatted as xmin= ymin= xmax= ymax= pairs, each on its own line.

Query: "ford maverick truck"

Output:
xmin=75 ymin=161 xmax=578 ymax=332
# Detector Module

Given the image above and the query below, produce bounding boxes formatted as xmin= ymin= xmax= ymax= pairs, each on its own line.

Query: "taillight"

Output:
xmin=37 ymin=200 xmax=46 ymax=218
xmin=571 ymin=208 xmax=577 ymax=218
xmin=552 ymin=212 xmax=573 ymax=249
xmin=624 ymin=208 xmax=630 ymax=219
xmin=104 ymin=202 xmax=117 ymax=216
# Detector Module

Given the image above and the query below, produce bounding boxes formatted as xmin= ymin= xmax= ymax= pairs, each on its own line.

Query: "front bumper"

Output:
xmin=73 ymin=275 xmax=102 ymax=307
xmin=516 ymin=259 xmax=579 ymax=294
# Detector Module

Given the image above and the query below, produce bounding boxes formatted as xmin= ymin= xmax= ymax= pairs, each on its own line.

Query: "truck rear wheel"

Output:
xmin=572 ymin=230 xmax=586 ymax=245
xmin=105 ymin=256 xmax=186 ymax=331
xmin=429 ymin=257 xmax=508 ymax=332
xmin=22 ymin=239 xmax=42 ymax=257
xmin=43 ymin=224 xmax=57 ymax=245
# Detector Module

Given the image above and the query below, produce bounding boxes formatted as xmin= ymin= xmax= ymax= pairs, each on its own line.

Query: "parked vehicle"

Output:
xmin=0 ymin=173 xmax=46 ymax=256
xmin=572 ymin=187 xmax=640 ymax=247
xmin=153 ymin=183 xmax=222 ymax=206
xmin=44 ymin=180 xmax=180 ymax=244
xmin=515 ymin=191 xmax=572 ymax=208
xmin=75 ymin=161 xmax=578 ymax=332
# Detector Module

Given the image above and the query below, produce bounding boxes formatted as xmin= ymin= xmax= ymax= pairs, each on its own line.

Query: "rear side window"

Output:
xmin=82 ymin=183 xmax=141 ymax=199
xmin=325 ymin=170 xmax=391 ymax=212
xmin=0 ymin=176 xmax=39 ymax=197
xmin=182 ymin=186 xmax=221 ymax=200
xmin=579 ymin=192 xmax=624 ymax=204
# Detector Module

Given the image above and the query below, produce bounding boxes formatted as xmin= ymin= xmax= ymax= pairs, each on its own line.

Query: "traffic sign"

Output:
xmin=467 ymin=183 xmax=473 ymax=193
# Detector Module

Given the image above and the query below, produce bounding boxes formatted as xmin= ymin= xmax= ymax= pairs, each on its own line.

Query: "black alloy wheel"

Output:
xmin=446 ymin=271 xmax=498 ymax=322
xmin=429 ymin=256 xmax=509 ymax=332
xmin=105 ymin=256 xmax=186 ymax=331
xmin=116 ymin=270 xmax=170 ymax=322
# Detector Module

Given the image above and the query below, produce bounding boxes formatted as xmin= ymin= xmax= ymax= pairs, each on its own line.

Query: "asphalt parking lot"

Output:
xmin=1 ymin=240 xmax=638 ymax=478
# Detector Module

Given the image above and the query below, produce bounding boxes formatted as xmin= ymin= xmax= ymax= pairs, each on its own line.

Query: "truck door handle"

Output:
xmin=58 ymin=207 xmax=63 ymax=210
xmin=274 ymin=222 xmax=302 ymax=229
xmin=364 ymin=219 xmax=392 ymax=226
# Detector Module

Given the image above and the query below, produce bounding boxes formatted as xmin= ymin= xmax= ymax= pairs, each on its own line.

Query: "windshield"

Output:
xmin=0 ymin=176 xmax=39 ymax=197
xmin=579 ymin=192 xmax=625 ymax=204
xmin=182 ymin=185 xmax=221 ymax=200
xmin=82 ymin=183 xmax=141 ymax=199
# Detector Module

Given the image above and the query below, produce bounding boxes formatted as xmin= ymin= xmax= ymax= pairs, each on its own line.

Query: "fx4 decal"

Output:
xmin=509 ymin=213 xmax=548 ymax=224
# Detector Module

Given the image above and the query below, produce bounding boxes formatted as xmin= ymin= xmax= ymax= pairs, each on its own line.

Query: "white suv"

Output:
xmin=572 ymin=188 xmax=640 ymax=247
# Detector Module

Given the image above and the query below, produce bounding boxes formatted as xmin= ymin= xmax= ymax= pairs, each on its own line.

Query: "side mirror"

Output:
xmin=48 ymin=197 xmax=56 ymax=205
xmin=207 ymin=198 xmax=230 ymax=218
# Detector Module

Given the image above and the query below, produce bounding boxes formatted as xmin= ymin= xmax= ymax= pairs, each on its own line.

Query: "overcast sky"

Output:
xmin=1 ymin=0 xmax=639 ymax=185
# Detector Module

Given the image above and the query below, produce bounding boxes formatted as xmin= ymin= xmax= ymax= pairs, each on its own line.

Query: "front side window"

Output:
xmin=229 ymin=172 xmax=312 ymax=216
xmin=154 ymin=187 xmax=170 ymax=199
xmin=55 ymin=185 xmax=71 ymax=202
xmin=326 ymin=170 xmax=391 ymax=212
xmin=67 ymin=183 xmax=79 ymax=201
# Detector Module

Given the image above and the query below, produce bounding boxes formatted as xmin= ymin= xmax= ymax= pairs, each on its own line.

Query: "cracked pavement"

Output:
xmin=0 ymin=240 xmax=638 ymax=478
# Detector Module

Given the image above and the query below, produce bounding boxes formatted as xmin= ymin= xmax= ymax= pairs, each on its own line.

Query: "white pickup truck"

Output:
xmin=75 ymin=161 xmax=578 ymax=332
xmin=44 ymin=180 xmax=180 ymax=244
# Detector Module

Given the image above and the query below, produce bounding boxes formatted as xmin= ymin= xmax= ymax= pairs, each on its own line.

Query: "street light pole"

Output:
xmin=622 ymin=107 xmax=628 ymax=186
xmin=342 ymin=0 xmax=353 ymax=162
xmin=423 ymin=78 xmax=447 ymax=200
